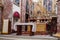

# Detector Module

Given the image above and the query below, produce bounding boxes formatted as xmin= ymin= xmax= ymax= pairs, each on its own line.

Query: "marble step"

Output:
xmin=0 ymin=35 xmax=58 ymax=40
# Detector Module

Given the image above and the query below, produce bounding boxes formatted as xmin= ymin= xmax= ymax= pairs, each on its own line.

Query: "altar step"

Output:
xmin=0 ymin=34 xmax=58 ymax=40
xmin=15 ymin=31 xmax=48 ymax=35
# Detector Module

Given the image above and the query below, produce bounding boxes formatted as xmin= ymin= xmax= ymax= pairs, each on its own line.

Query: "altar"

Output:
xmin=14 ymin=22 xmax=47 ymax=35
xmin=14 ymin=22 xmax=36 ymax=36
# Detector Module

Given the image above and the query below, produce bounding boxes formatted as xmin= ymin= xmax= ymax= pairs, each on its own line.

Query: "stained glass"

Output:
xmin=43 ymin=0 xmax=47 ymax=9
xmin=47 ymin=0 xmax=52 ymax=12
xmin=43 ymin=0 xmax=52 ymax=12
xmin=15 ymin=0 xmax=19 ymax=6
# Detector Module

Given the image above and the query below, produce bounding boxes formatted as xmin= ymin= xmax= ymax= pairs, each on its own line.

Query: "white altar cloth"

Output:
xmin=14 ymin=22 xmax=36 ymax=32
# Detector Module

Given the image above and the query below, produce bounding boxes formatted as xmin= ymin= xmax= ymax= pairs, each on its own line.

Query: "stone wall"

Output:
xmin=0 ymin=0 xmax=12 ymax=32
xmin=3 ymin=0 xmax=12 ymax=19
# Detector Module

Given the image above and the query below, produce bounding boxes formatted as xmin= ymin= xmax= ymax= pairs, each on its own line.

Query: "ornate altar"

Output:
xmin=25 ymin=0 xmax=57 ymax=35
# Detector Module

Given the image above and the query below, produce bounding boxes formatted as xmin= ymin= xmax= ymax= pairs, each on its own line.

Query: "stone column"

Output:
xmin=20 ymin=0 xmax=26 ymax=22
xmin=57 ymin=1 xmax=60 ymax=33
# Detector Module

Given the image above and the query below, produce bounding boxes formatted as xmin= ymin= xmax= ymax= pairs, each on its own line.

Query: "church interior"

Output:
xmin=0 ymin=0 xmax=58 ymax=36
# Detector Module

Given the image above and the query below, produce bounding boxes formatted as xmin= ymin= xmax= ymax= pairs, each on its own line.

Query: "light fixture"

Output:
xmin=32 ymin=0 xmax=39 ymax=3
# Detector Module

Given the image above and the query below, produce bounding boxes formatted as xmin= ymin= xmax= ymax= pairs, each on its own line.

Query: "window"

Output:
xmin=43 ymin=0 xmax=52 ymax=12
xmin=15 ymin=0 xmax=19 ymax=6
